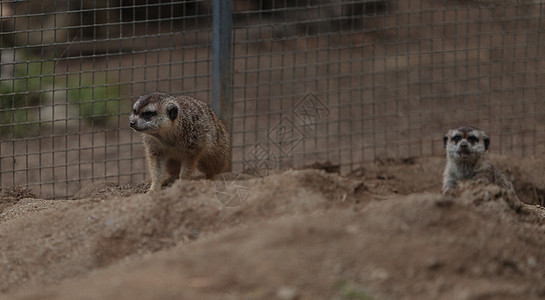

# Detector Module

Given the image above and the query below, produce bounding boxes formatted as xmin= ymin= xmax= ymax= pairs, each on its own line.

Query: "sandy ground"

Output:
xmin=1 ymin=155 xmax=544 ymax=299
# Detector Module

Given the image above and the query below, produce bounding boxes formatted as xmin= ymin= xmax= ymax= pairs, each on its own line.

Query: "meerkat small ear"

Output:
xmin=483 ymin=135 xmax=490 ymax=150
xmin=443 ymin=135 xmax=448 ymax=148
xmin=167 ymin=104 xmax=178 ymax=121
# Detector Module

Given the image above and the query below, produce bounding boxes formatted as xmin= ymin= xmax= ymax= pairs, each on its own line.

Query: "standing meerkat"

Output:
xmin=129 ymin=92 xmax=230 ymax=191
xmin=442 ymin=126 xmax=514 ymax=194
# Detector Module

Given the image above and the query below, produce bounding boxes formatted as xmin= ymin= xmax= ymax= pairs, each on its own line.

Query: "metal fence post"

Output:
xmin=212 ymin=0 xmax=233 ymax=170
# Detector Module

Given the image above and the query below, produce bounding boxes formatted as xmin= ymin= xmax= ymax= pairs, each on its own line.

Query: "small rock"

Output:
xmin=277 ymin=286 xmax=298 ymax=300
xmin=527 ymin=256 xmax=537 ymax=268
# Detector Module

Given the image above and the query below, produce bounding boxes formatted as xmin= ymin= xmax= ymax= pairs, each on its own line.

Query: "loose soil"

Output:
xmin=1 ymin=155 xmax=545 ymax=299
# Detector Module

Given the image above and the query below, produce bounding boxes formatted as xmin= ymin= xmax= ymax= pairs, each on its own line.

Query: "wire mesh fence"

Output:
xmin=1 ymin=0 xmax=545 ymax=199
xmin=0 ymin=0 xmax=213 ymax=198
xmin=231 ymin=0 xmax=545 ymax=176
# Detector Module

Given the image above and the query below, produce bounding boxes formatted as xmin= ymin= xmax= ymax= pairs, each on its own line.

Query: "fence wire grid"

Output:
xmin=1 ymin=0 xmax=545 ymax=199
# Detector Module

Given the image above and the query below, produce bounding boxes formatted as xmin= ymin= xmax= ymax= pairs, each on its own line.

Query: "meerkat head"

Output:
xmin=444 ymin=126 xmax=490 ymax=162
xmin=129 ymin=92 xmax=180 ymax=135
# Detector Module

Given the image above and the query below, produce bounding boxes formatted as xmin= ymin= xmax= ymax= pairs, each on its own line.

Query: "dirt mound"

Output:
xmin=354 ymin=155 xmax=545 ymax=206
xmin=492 ymin=156 xmax=545 ymax=206
xmin=1 ymin=159 xmax=545 ymax=299
xmin=0 ymin=170 xmax=367 ymax=295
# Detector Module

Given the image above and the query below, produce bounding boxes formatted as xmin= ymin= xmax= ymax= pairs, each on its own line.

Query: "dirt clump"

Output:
xmin=0 ymin=186 xmax=36 ymax=213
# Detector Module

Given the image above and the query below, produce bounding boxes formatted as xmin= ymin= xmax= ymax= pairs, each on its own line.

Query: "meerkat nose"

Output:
xmin=130 ymin=120 xmax=137 ymax=128
xmin=460 ymin=141 xmax=468 ymax=147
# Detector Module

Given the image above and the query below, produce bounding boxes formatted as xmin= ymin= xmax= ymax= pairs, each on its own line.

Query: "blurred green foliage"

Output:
xmin=334 ymin=280 xmax=373 ymax=300
xmin=0 ymin=55 xmax=128 ymax=139
xmin=67 ymin=73 xmax=128 ymax=126
xmin=0 ymin=59 xmax=53 ymax=138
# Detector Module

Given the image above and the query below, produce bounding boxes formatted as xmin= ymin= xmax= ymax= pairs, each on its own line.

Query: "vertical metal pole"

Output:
xmin=212 ymin=0 xmax=232 ymax=124
xmin=212 ymin=0 xmax=233 ymax=169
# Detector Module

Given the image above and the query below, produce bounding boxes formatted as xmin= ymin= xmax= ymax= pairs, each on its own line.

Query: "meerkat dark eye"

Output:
xmin=452 ymin=135 xmax=462 ymax=143
xmin=467 ymin=136 xmax=479 ymax=144
xmin=141 ymin=111 xmax=157 ymax=119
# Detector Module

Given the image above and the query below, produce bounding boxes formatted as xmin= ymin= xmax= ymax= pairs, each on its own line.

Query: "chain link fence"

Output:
xmin=1 ymin=0 xmax=545 ymax=198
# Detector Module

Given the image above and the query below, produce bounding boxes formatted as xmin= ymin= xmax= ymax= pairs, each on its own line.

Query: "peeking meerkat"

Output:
xmin=442 ymin=126 xmax=514 ymax=194
xmin=129 ymin=92 xmax=230 ymax=191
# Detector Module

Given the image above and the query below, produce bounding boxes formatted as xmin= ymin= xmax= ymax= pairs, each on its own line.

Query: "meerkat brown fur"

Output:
xmin=442 ymin=126 xmax=514 ymax=194
xmin=130 ymin=92 xmax=230 ymax=191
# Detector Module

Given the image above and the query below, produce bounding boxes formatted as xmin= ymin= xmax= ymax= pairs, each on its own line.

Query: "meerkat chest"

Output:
xmin=146 ymin=134 xmax=197 ymax=158
xmin=456 ymin=165 xmax=476 ymax=179
xmin=163 ymin=141 xmax=200 ymax=158
xmin=452 ymin=159 xmax=489 ymax=181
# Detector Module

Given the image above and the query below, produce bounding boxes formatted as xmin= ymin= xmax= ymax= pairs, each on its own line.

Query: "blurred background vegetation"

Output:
xmin=0 ymin=54 xmax=128 ymax=138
